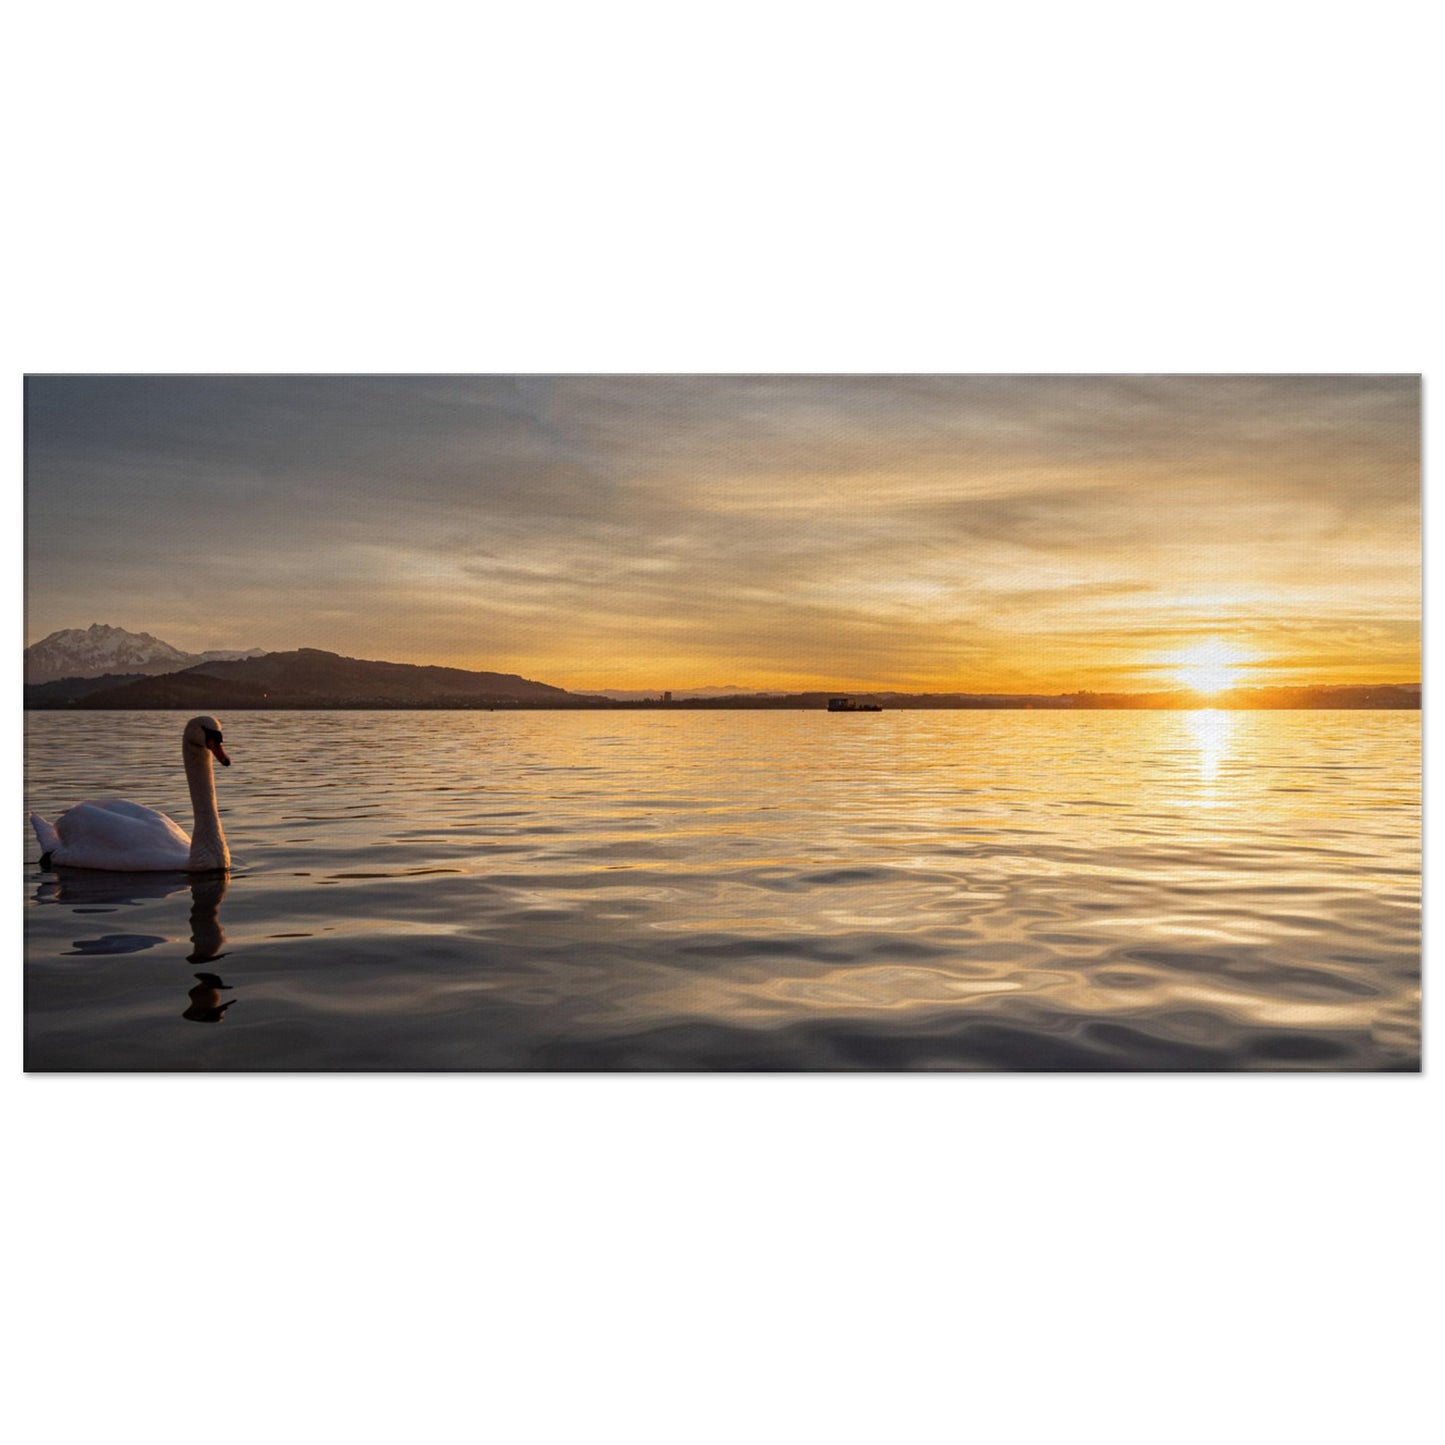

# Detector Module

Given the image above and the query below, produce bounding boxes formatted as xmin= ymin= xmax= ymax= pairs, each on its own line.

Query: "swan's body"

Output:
xmin=30 ymin=798 xmax=198 ymax=871
xmin=30 ymin=716 xmax=232 ymax=873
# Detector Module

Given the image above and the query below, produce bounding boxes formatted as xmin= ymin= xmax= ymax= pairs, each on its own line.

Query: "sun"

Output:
xmin=1166 ymin=638 xmax=1252 ymax=696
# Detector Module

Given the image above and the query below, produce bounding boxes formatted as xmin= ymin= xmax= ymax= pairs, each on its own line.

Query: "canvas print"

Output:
xmin=22 ymin=375 xmax=1420 ymax=1071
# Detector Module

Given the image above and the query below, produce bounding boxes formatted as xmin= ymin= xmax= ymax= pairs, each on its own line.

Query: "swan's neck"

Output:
xmin=184 ymin=746 xmax=231 ymax=872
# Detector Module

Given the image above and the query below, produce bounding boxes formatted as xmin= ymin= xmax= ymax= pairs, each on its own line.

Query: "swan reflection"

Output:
xmin=36 ymin=870 xmax=197 ymax=957
xmin=180 ymin=876 xmax=235 ymax=1021
xmin=34 ymin=870 xmax=195 ymax=910
xmin=34 ymin=870 xmax=239 ymax=1022
xmin=186 ymin=874 xmax=228 ymax=963
xmin=183 ymin=971 xmax=236 ymax=1023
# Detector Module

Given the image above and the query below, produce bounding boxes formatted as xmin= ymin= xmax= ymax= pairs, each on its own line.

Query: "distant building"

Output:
xmin=662 ymin=691 xmax=672 ymax=703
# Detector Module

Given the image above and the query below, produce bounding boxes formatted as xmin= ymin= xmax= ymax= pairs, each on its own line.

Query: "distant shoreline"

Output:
xmin=24 ymin=641 xmax=1420 ymax=713
xmin=24 ymin=694 xmax=1421 ymax=713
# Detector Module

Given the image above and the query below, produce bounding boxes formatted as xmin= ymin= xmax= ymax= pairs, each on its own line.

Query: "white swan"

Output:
xmin=30 ymin=715 xmax=233 ymax=873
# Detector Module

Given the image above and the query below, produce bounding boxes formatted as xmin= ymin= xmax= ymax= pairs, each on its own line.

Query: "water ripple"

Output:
xmin=24 ymin=708 xmax=1419 ymax=1070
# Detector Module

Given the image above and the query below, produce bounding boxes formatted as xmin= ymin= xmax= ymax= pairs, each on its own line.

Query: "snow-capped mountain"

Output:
xmin=24 ymin=623 xmax=266 ymax=684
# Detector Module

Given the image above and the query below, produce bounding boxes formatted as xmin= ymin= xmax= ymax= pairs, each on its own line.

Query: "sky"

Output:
xmin=24 ymin=374 xmax=1420 ymax=694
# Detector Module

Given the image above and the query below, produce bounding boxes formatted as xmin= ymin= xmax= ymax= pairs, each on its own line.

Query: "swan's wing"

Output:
xmin=88 ymin=798 xmax=182 ymax=826
xmin=53 ymin=799 xmax=192 ymax=870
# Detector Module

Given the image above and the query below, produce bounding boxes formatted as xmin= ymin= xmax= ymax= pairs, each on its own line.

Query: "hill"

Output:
xmin=38 ymin=648 xmax=589 ymax=709
xmin=22 ymin=672 xmax=147 ymax=705
xmin=575 ymin=684 xmax=1421 ymax=711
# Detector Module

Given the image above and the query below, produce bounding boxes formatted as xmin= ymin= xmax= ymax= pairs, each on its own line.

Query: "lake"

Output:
xmin=23 ymin=708 xmax=1420 ymax=1070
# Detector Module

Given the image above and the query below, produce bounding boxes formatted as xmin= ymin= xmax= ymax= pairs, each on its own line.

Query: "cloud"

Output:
xmin=24 ymin=374 xmax=1419 ymax=688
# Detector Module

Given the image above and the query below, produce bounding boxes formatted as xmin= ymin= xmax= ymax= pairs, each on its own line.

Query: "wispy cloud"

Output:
xmin=25 ymin=375 xmax=1419 ymax=690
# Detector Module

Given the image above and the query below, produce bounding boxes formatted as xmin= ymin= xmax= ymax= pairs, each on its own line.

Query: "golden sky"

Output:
xmin=25 ymin=375 xmax=1419 ymax=693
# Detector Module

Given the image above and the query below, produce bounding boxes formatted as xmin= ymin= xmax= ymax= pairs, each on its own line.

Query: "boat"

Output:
xmin=827 ymin=696 xmax=883 ymax=712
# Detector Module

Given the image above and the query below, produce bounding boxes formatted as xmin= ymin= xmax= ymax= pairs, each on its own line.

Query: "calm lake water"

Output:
xmin=23 ymin=708 xmax=1420 ymax=1071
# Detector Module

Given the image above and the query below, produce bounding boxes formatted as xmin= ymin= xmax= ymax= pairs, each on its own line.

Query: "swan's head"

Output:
xmin=184 ymin=715 xmax=231 ymax=767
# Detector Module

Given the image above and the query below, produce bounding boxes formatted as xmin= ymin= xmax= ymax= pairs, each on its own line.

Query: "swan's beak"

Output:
xmin=207 ymin=737 xmax=231 ymax=767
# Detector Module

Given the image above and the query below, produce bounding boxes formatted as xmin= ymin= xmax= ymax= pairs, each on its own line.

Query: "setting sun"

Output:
xmin=1167 ymin=638 xmax=1254 ymax=696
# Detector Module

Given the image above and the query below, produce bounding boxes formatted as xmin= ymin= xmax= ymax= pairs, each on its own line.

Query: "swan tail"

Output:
xmin=30 ymin=812 xmax=60 ymax=865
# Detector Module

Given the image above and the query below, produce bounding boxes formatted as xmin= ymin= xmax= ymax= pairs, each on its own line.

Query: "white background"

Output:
xmin=6 ymin=3 xmax=1438 ymax=1443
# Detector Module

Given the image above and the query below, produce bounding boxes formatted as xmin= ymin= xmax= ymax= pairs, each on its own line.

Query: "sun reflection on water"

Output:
xmin=1184 ymin=708 xmax=1237 ymax=791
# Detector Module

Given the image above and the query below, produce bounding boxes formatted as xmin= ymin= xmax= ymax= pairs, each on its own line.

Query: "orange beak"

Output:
xmin=207 ymin=737 xmax=231 ymax=767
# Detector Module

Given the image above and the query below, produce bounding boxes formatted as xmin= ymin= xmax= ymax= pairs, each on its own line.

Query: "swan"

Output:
xmin=30 ymin=715 xmax=233 ymax=873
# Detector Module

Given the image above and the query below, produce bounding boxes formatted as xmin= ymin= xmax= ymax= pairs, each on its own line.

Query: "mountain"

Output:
xmin=24 ymin=624 xmax=266 ymax=684
xmin=45 ymin=648 xmax=588 ymax=709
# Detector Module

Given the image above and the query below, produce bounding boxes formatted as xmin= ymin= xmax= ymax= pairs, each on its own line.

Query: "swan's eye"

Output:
xmin=203 ymin=728 xmax=223 ymax=745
